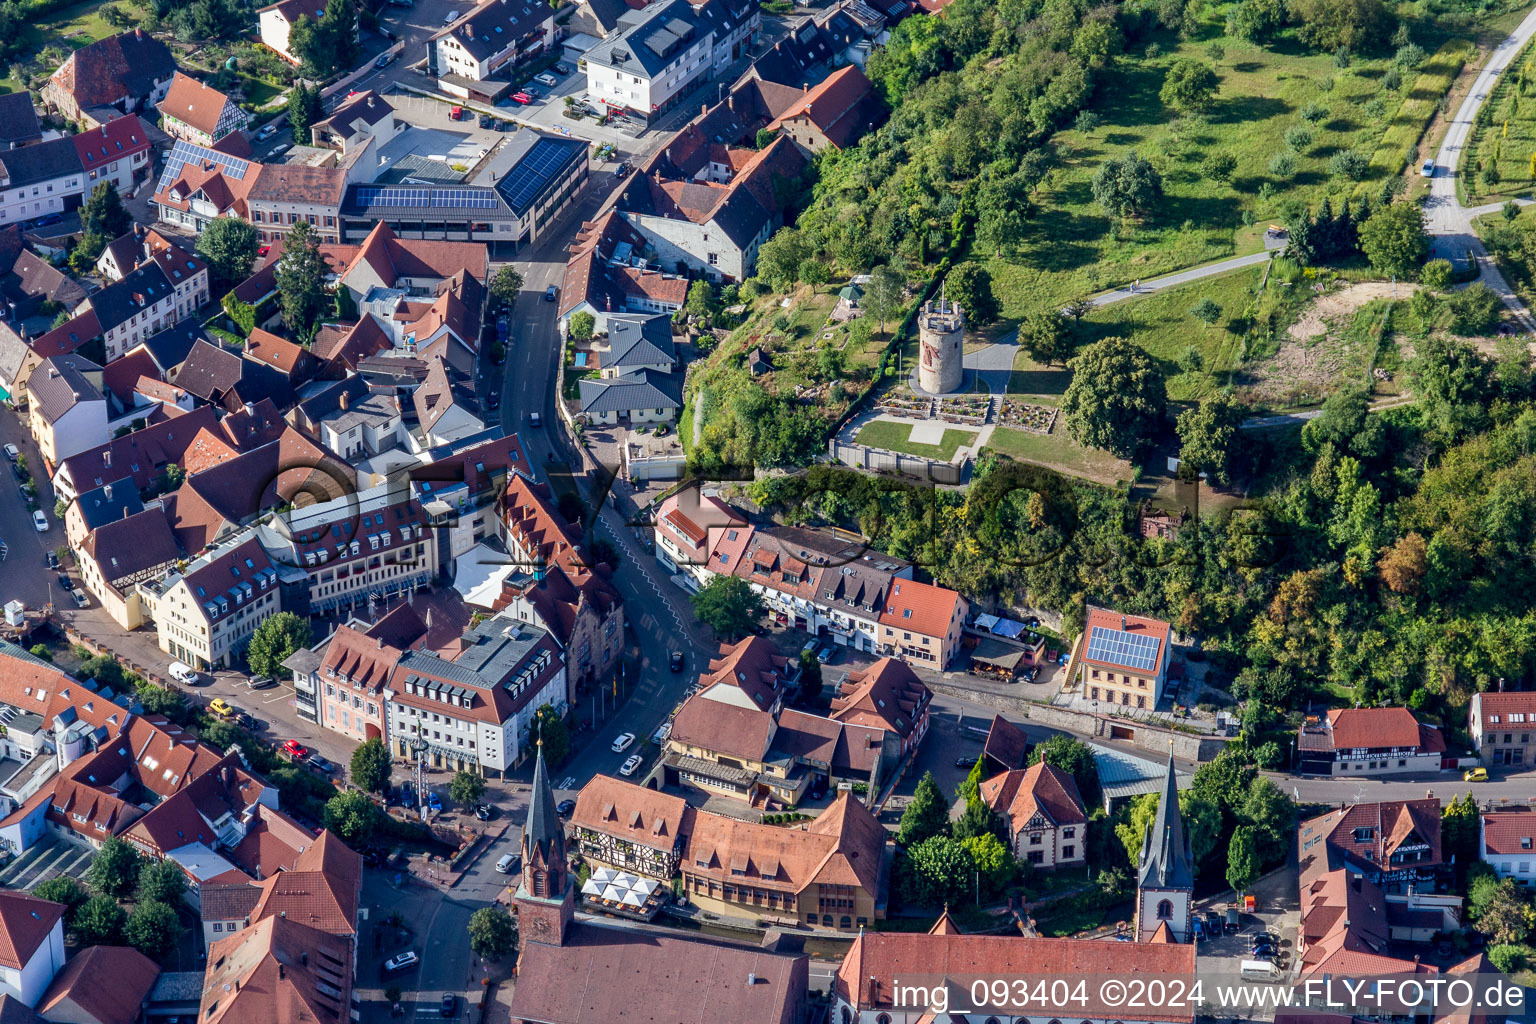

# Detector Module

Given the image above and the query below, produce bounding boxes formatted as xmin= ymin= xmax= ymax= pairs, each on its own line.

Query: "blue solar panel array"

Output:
xmin=158 ymin=140 xmax=250 ymax=193
xmin=352 ymin=186 xmax=501 ymax=210
xmin=495 ymin=136 xmax=586 ymax=216
xmin=1085 ymin=626 xmax=1161 ymax=672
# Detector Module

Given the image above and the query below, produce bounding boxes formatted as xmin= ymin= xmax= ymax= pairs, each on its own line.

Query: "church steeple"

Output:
xmin=515 ymin=739 xmax=574 ymax=951
xmin=1139 ymin=749 xmax=1194 ymax=890
xmin=1135 ymin=749 xmax=1194 ymax=942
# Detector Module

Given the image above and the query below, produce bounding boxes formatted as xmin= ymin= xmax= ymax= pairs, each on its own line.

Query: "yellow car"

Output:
xmin=208 ymin=698 xmax=234 ymax=720
xmin=1463 ymin=767 xmax=1489 ymax=782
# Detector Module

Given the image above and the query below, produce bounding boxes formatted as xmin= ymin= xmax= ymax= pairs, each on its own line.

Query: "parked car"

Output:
xmin=511 ymin=92 xmax=533 ymax=105
xmin=257 ymin=124 xmax=278 ymax=141
xmin=375 ymin=53 xmax=393 ymax=69
xmin=33 ymin=214 xmax=62 ymax=227
xmin=401 ymin=782 xmax=418 ymax=808
xmin=208 ymin=698 xmax=235 ymax=720
xmin=1421 ymin=158 xmax=1435 ymax=177
xmin=495 ymin=852 xmax=519 ymax=873
xmin=555 ymin=799 xmax=575 ymax=816
xmin=308 ymin=754 xmax=334 ymax=774
xmin=1464 ymin=767 xmax=1489 ymax=782
xmin=652 ymin=722 xmax=671 ymax=743
xmin=248 ymin=674 xmax=275 ymax=689
xmin=282 ymin=739 xmax=309 ymax=759
xmin=44 ymin=550 xmax=58 ymax=569
xmin=669 ymin=651 xmax=684 ymax=672
xmin=486 ymin=391 xmax=499 ymax=409
xmin=545 ymin=284 xmax=558 ymax=302
xmin=12 ymin=463 xmax=25 ymax=481
xmin=954 ymin=755 xmax=979 ymax=768
xmin=620 ymin=754 xmax=642 ymax=776
xmin=425 ymin=790 xmax=442 ymax=812
xmin=611 ymin=732 xmax=635 ymax=753
xmin=32 ymin=510 xmax=47 ymax=532
xmin=478 ymin=113 xmax=493 ymax=128
xmin=530 ymin=411 xmax=541 ymax=427
xmin=474 ymin=803 xmax=495 ymax=820
xmin=554 ymin=63 xmax=571 ymax=75
xmin=440 ymin=994 xmax=456 ymax=1017
xmin=2 ymin=444 xmax=17 ymax=461
xmin=449 ymin=106 xmax=464 ymax=120
xmin=441 ymin=9 xmax=458 ymax=23
xmin=169 ymin=661 xmax=199 ymax=685
xmin=71 ymin=590 xmax=88 ymax=608
xmin=56 ymin=574 xmax=73 ymax=591
xmin=494 ymin=119 xmax=511 ymax=132
xmin=534 ymin=72 xmax=557 ymax=87
xmin=383 ymin=951 xmax=419 ymax=973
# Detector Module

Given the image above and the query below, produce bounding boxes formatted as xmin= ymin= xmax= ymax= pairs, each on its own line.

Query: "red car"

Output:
xmin=282 ymin=739 xmax=309 ymax=759
xmin=258 ymin=245 xmax=271 ymax=257
xmin=511 ymin=92 xmax=532 ymax=105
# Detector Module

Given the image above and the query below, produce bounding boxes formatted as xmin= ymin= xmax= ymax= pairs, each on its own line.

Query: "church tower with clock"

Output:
xmin=514 ymin=740 xmax=574 ymax=955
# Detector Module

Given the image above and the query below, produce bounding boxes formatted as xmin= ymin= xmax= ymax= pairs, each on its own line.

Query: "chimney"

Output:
xmin=122 ymin=506 xmax=128 ymax=519
xmin=340 ymin=390 xmax=351 ymax=410
xmin=747 ymin=972 xmax=756 ymax=985
xmin=278 ymin=963 xmax=284 ymax=979
xmin=103 ymin=483 xmax=112 ymax=500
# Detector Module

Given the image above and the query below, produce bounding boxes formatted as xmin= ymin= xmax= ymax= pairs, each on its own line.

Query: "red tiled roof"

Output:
xmin=38 ymin=944 xmax=158 ymax=1024
xmin=245 ymin=327 xmax=315 ymax=378
xmin=1481 ymin=808 xmax=1536 ymax=856
xmin=836 ymin=933 xmax=1195 ymax=1018
xmin=1472 ymin=691 xmax=1536 ymax=732
xmin=767 ymin=65 xmax=879 ymax=149
xmin=200 ymin=916 xmax=352 ymax=1024
xmin=878 ymin=577 xmax=963 ymax=638
xmin=1325 ymin=707 xmax=1425 ymax=750
xmin=70 ymin=116 xmax=152 ymax=174
xmin=571 ymin=774 xmax=693 ymax=853
xmin=1297 ymin=800 xmax=1443 ymax=887
xmin=0 ymin=891 xmax=63 ymax=971
xmin=160 ymin=72 xmax=238 ymax=138
xmin=980 ymin=761 xmax=1086 ymax=837
xmin=830 ymin=658 xmax=930 ymax=739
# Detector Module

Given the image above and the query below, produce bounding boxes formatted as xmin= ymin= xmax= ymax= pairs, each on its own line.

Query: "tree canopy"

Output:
xmin=469 ymin=905 xmax=518 ymax=959
xmin=197 ymin=216 xmax=260 ymax=291
xmin=898 ymin=771 xmax=951 ymax=847
xmin=689 ymin=576 xmax=765 ymax=639
xmin=1062 ymin=336 xmax=1168 ymax=457
xmin=275 ymin=221 xmax=328 ymax=340
xmin=248 ymin=612 xmax=313 ymax=679
xmin=350 ymin=737 xmax=392 ymax=794
xmin=1092 ymin=151 xmax=1164 ymax=220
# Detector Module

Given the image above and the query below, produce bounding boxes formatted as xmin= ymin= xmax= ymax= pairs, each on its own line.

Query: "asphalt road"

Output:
xmin=0 ymin=412 xmax=57 ymax=613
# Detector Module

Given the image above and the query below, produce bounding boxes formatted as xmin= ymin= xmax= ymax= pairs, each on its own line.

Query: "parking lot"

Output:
xmin=1191 ymin=865 xmax=1301 ymax=981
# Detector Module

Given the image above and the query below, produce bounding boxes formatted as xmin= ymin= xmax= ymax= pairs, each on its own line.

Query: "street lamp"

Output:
xmin=410 ymin=725 xmax=428 ymax=822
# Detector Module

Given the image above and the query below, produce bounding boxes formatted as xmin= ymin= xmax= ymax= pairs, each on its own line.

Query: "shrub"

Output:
xmin=1329 ymin=149 xmax=1369 ymax=180
xmin=1299 ymin=102 xmax=1329 ymax=123
xmin=1395 ymin=43 xmax=1427 ymax=68
xmin=1268 ymin=151 xmax=1297 ymax=178
xmin=1382 ymin=67 xmax=1403 ymax=91
xmin=1420 ymin=259 xmax=1453 ymax=291
xmin=1284 ymin=125 xmax=1315 ymax=151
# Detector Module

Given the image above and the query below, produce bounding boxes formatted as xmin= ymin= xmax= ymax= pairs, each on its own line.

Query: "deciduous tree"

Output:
xmin=490 ymin=266 xmax=524 ymax=309
xmin=247 ymin=612 xmax=313 ymax=679
xmin=87 ymin=836 xmax=143 ymax=899
xmin=1092 ymin=151 xmax=1164 ymax=219
xmin=136 ymin=858 xmax=188 ymax=905
xmin=125 ymin=900 xmax=183 ymax=959
xmin=1019 ymin=309 xmax=1071 ymax=366
xmin=469 ymin=906 xmax=517 ymax=959
xmin=689 ymin=576 xmax=765 ymax=639
xmin=275 ymin=220 xmax=327 ymax=340
xmin=449 ymin=769 xmax=486 ymax=807
xmin=1029 ymin=735 xmax=1102 ymax=808
xmin=1359 ymin=202 xmax=1429 ymax=279
xmin=898 ymin=771 xmax=951 ymax=847
xmin=350 ymin=737 xmax=392 ymax=794
xmin=1160 ymin=59 xmax=1220 ymax=113
xmin=197 ymin=214 xmax=260 ymax=290
xmin=568 ymin=311 xmax=595 ymax=341
xmin=73 ymin=894 xmax=125 ymax=945
xmin=1176 ymin=393 xmax=1243 ymax=484
xmin=1062 ymin=337 xmax=1168 ymax=458
xmin=324 ymin=789 xmax=377 ymax=843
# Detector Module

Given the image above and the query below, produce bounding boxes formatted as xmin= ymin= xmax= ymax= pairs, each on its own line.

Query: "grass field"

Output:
xmin=855 ymin=420 xmax=977 ymax=461
xmin=985 ymin=426 xmax=1134 ymax=488
xmin=0 ymin=0 xmax=146 ymax=95
xmin=1461 ymin=34 xmax=1536 ymax=204
xmin=1078 ymin=265 xmax=1270 ymax=401
xmin=983 ymin=22 xmax=1461 ymax=321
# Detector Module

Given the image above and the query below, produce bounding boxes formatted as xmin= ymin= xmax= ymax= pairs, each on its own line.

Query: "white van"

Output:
xmin=495 ymin=853 xmax=518 ymax=873
xmin=1240 ymin=960 xmax=1278 ymax=982
xmin=168 ymin=661 xmax=198 ymax=685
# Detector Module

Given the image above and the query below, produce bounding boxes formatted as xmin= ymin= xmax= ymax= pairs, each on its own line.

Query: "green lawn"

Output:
xmin=0 ymin=0 xmax=145 ymax=95
xmin=1461 ymin=34 xmax=1536 ymax=204
xmin=1078 ymin=264 xmax=1268 ymax=401
xmin=1006 ymin=350 xmax=1070 ymax=402
xmin=984 ymin=26 xmax=1457 ymax=320
xmin=985 ymin=426 xmax=1134 ymax=488
xmin=855 ymin=420 xmax=977 ymax=461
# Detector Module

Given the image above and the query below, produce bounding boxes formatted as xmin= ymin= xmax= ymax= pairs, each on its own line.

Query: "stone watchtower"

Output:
xmin=917 ymin=297 xmax=964 ymax=394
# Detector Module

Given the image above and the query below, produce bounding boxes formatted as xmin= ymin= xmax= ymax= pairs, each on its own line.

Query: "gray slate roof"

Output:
xmin=430 ymin=0 xmax=553 ymax=63
xmin=1138 ymin=750 xmax=1195 ymax=891
xmin=26 ymin=353 xmax=104 ymax=422
xmin=605 ymin=313 xmax=675 ymax=369
xmin=89 ymin=260 xmax=175 ymax=333
xmin=0 ymin=137 xmax=81 ymax=191
xmin=578 ymin=367 xmax=682 ymax=414
xmin=584 ymin=0 xmax=703 ymax=78
xmin=0 ymin=94 xmax=41 ymax=148
xmin=74 ymin=475 xmax=145 ymax=531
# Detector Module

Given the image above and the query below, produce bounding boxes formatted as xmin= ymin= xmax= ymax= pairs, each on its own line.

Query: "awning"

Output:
xmin=613 ymin=872 xmax=640 ymax=889
xmin=601 ymin=884 xmax=625 ymax=901
xmin=581 ymin=878 xmax=605 ymax=896
xmin=620 ymin=890 xmax=646 ymax=907
xmin=973 ymin=613 xmax=1000 ymax=630
xmin=591 ymin=867 xmax=616 ymax=885
xmin=992 ymin=618 xmax=1026 ymax=638
xmin=632 ymin=878 xmax=661 ymax=896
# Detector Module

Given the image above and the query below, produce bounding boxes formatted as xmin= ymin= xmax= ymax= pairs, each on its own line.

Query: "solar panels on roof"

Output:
xmin=352 ymin=185 xmax=501 ymax=210
xmin=1085 ymin=626 xmax=1161 ymax=672
xmin=158 ymin=140 xmax=249 ymax=193
xmin=494 ymin=135 xmax=586 ymax=216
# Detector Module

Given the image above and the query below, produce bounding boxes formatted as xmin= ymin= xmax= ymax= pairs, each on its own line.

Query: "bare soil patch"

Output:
xmin=1287 ymin=282 xmax=1419 ymax=342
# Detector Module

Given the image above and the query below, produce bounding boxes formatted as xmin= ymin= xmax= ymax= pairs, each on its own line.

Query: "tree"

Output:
xmin=1226 ymin=825 xmax=1260 ymax=891
xmin=71 ymin=231 xmax=107 ymax=274
xmin=1379 ymin=532 xmax=1428 ymax=594
xmin=1329 ymin=148 xmax=1369 ymax=180
xmin=287 ymin=82 xmax=321 ymax=143
xmin=73 ymin=894 xmax=126 ymax=945
xmin=1062 ymin=336 xmax=1168 ymax=458
xmin=1114 ymin=790 xmax=1221 ymax=869
xmin=754 ymin=127 xmax=779 ymax=150
xmin=87 ymin=836 xmax=143 ymax=899
xmin=863 ymin=264 xmax=904 ymax=335
xmin=34 ymin=877 xmax=86 ymax=918
xmin=945 ymin=263 xmax=998 ymax=326
xmin=449 ymin=769 xmax=486 ymax=807
xmin=817 ymin=344 xmax=844 ymax=380
xmin=1160 ymin=59 xmax=1219 ymax=113
xmin=1409 ymin=335 xmax=1493 ymax=439
xmin=952 ymin=793 xmax=1005 ymax=843
xmin=247 ymin=612 xmax=313 ymax=678
xmin=136 ymin=858 xmax=188 ymax=905
xmin=1029 ymin=735 xmax=1102 ymax=808
xmin=1227 ymin=0 xmax=1286 ymax=42
xmin=274 ymin=220 xmax=328 ymax=340
xmin=196 ymin=216 xmax=260 ymax=289
xmin=490 ymin=265 xmax=524 ymax=309
xmin=1202 ymin=151 xmax=1237 ymax=183
xmin=797 ymin=650 xmax=823 ymax=704
xmin=1469 ymin=872 xmax=1532 ymax=945
xmin=1442 ymin=793 xmax=1481 ymax=872
xmin=1290 ymin=0 xmax=1391 ymax=52
xmin=1092 ymin=151 xmax=1164 ymax=219
xmin=1176 ymin=394 xmax=1243 ymax=484
xmin=1019 ymin=309 xmax=1071 ymax=366
xmin=901 ymin=835 xmax=973 ymax=906
xmin=962 ymin=832 xmax=1016 ymax=899
xmin=28 ymin=643 xmax=52 ymax=662
xmin=468 ymin=906 xmax=518 ymax=959
xmin=1190 ymin=298 xmax=1223 ymax=328
xmin=324 ymin=789 xmax=378 ymax=843
xmin=1359 ymin=202 xmax=1428 ymax=279
xmin=684 ymin=279 xmax=718 ymax=320
xmin=755 ymin=229 xmax=810 ymax=289
xmin=125 ymin=900 xmax=183 ymax=960
xmin=689 ymin=576 xmax=764 ymax=639
xmin=567 ymin=310 xmax=595 ymax=341
xmin=898 ymin=771 xmax=951 ymax=847
xmin=81 ymin=181 xmax=130 ymax=240
xmin=1237 ymin=779 xmax=1295 ymax=867
xmin=529 ymin=704 xmax=569 ymax=766
xmin=801 ymin=259 xmax=830 ymax=288
xmin=1445 ymin=283 xmax=1502 ymax=336
xmin=350 ymin=737 xmax=392 ymax=794
xmin=1301 ymin=387 xmax=1384 ymax=458
xmin=1420 ymin=258 xmax=1454 ymax=291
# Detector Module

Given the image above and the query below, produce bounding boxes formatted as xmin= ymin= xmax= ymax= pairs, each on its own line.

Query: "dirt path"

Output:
xmin=1287 ymin=281 xmax=1421 ymax=341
